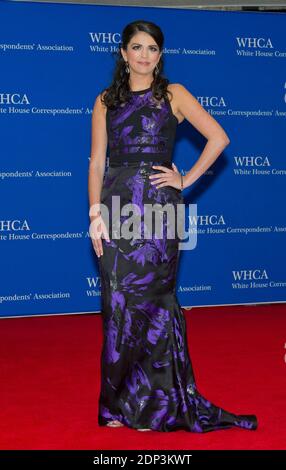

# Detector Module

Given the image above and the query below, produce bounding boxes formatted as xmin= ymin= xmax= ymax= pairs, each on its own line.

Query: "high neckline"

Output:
xmin=130 ymin=86 xmax=152 ymax=94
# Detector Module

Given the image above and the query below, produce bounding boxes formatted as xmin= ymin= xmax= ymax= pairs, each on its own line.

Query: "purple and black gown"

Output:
xmin=97 ymin=86 xmax=258 ymax=432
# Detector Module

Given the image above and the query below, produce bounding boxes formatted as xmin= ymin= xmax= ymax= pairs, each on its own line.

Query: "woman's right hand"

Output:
xmin=89 ymin=212 xmax=110 ymax=257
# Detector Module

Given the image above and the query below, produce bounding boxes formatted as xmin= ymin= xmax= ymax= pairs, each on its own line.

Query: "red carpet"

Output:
xmin=0 ymin=303 xmax=285 ymax=450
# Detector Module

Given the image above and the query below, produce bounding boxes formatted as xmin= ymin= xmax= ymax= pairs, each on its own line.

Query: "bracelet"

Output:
xmin=90 ymin=210 xmax=101 ymax=220
xmin=180 ymin=173 xmax=184 ymax=191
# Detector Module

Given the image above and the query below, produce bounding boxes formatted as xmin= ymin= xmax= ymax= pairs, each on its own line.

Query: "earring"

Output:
xmin=154 ymin=63 xmax=159 ymax=76
xmin=125 ymin=61 xmax=130 ymax=74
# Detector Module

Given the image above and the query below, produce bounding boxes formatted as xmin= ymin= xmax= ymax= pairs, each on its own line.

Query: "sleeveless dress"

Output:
xmin=97 ymin=86 xmax=258 ymax=432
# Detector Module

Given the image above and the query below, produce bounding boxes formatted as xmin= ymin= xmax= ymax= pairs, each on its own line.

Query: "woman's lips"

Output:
xmin=138 ymin=62 xmax=150 ymax=65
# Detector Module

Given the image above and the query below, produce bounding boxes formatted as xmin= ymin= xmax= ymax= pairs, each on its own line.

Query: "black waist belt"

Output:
xmin=108 ymin=156 xmax=172 ymax=169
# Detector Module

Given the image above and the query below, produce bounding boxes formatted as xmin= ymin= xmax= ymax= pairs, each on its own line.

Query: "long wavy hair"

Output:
xmin=100 ymin=20 xmax=173 ymax=109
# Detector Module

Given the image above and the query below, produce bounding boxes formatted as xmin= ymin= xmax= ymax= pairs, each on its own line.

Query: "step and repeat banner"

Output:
xmin=0 ymin=1 xmax=285 ymax=318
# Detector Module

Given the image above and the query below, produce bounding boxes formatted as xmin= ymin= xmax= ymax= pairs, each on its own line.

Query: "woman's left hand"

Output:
xmin=149 ymin=163 xmax=184 ymax=190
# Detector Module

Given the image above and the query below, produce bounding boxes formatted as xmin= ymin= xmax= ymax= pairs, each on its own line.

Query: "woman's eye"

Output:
xmin=132 ymin=46 xmax=158 ymax=52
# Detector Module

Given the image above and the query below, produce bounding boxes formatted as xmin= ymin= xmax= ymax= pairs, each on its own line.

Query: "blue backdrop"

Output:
xmin=0 ymin=1 xmax=285 ymax=318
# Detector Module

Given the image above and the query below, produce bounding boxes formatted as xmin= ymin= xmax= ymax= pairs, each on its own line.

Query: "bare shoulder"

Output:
xmin=167 ymin=83 xmax=194 ymax=99
xmin=167 ymin=83 xmax=183 ymax=92
xmin=166 ymin=83 xmax=188 ymax=124
xmin=168 ymin=83 xmax=230 ymax=142
xmin=90 ymin=89 xmax=108 ymax=164
xmin=93 ymin=89 xmax=108 ymax=115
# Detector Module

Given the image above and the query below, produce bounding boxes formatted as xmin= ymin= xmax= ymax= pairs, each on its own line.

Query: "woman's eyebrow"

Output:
xmin=130 ymin=42 xmax=158 ymax=47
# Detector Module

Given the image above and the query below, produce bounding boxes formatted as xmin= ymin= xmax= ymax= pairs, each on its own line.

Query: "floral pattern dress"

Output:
xmin=96 ymin=86 xmax=258 ymax=432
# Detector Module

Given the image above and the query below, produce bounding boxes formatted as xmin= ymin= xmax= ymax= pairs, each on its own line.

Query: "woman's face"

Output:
xmin=121 ymin=31 xmax=162 ymax=78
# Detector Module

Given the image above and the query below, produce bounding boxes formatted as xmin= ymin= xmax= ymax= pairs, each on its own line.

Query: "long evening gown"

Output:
xmin=97 ymin=85 xmax=258 ymax=432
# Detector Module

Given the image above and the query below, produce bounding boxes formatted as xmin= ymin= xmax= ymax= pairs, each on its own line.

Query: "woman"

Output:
xmin=88 ymin=20 xmax=258 ymax=433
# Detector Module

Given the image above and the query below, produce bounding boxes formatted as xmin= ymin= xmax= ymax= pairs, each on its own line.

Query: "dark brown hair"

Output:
xmin=100 ymin=20 xmax=173 ymax=109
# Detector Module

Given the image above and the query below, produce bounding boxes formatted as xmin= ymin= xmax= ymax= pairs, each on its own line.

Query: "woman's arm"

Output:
xmin=88 ymin=92 xmax=108 ymax=219
xmin=173 ymin=84 xmax=230 ymax=189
